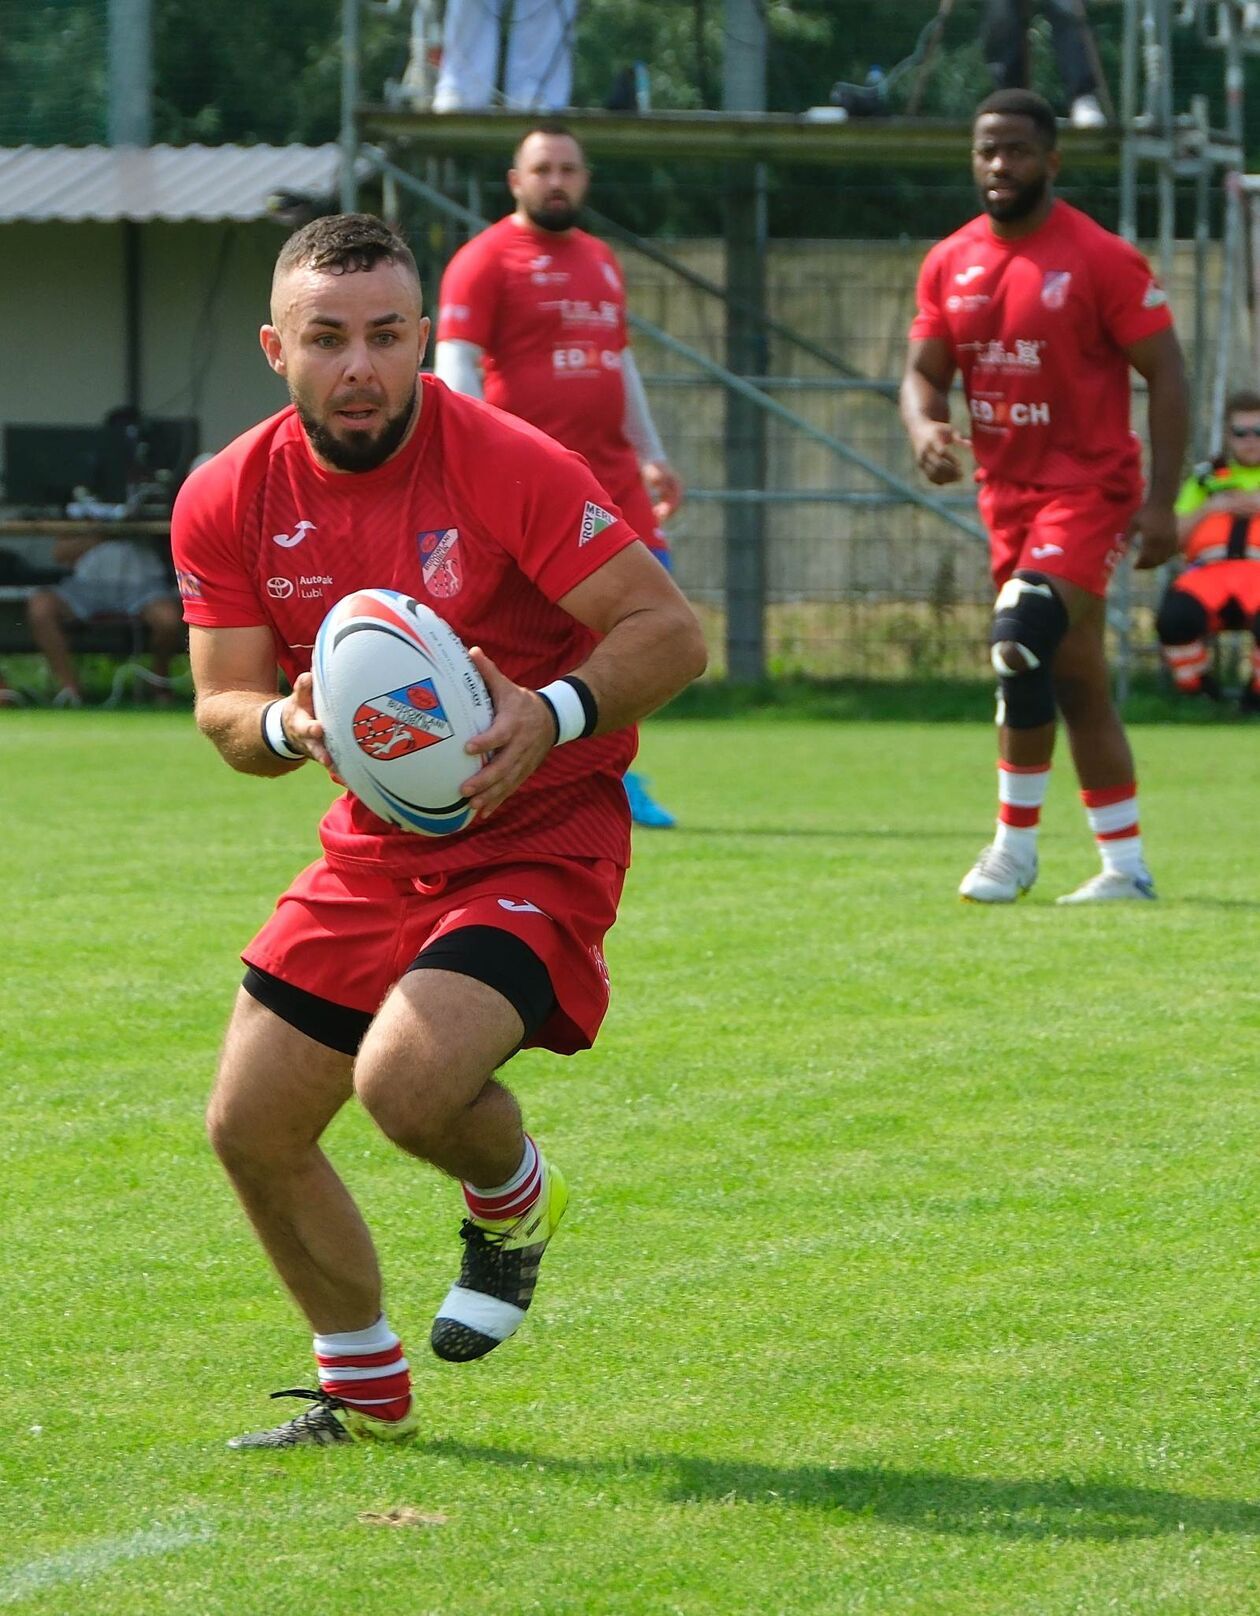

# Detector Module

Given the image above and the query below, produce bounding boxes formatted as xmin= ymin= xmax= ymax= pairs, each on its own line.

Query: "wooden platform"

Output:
xmin=359 ymin=106 xmax=1126 ymax=171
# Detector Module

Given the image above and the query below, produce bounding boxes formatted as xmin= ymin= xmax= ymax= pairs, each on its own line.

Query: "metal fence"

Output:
xmin=614 ymin=211 xmax=1244 ymax=684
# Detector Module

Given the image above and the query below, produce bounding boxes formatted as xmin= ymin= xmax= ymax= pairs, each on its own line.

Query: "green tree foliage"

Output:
xmin=0 ymin=0 xmax=1254 ymax=240
xmin=0 ymin=1 xmax=108 ymax=144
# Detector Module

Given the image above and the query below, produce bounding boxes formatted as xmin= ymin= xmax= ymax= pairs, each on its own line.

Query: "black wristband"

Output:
xmin=559 ymin=674 xmax=598 ymax=739
xmin=260 ymin=698 xmax=303 ymax=760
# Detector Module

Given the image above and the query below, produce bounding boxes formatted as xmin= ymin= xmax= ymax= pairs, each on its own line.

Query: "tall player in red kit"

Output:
xmin=901 ymin=90 xmax=1188 ymax=904
xmin=436 ymin=123 xmax=686 ymax=829
xmin=171 ymin=214 xmax=706 ymax=1448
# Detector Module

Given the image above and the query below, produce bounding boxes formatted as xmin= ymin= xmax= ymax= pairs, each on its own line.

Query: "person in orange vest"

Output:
xmin=1156 ymin=389 xmax=1260 ymax=710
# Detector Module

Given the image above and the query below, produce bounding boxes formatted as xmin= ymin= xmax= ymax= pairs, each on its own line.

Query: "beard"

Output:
xmin=981 ymin=172 xmax=1049 ymax=224
xmin=296 ymin=386 xmax=417 ymax=473
xmin=524 ymin=197 xmax=581 ymax=233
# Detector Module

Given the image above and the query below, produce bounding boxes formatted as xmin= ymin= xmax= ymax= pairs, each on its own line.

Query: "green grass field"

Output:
xmin=2 ymin=709 xmax=1258 ymax=1615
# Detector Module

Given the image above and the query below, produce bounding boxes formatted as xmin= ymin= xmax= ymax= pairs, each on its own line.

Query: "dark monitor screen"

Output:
xmin=3 ymin=425 xmax=107 ymax=508
xmin=2 ymin=417 xmax=200 ymax=508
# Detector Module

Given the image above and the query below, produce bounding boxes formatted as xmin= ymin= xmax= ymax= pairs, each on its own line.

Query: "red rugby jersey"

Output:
xmin=909 ymin=200 xmax=1174 ymax=491
xmin=436 ymin=216 xmax=642 ymax=498
xmin=171 ymin=376 xmax=639 ymax=875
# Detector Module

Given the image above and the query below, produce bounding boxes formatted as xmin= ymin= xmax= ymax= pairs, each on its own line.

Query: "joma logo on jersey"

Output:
xmin=272 ymin=520 xmax=316 ymax=549
xmin=970 ymin=399 xmax=1051 ymax=426
xmin=353 ymin=680 xmax=454 ymax=760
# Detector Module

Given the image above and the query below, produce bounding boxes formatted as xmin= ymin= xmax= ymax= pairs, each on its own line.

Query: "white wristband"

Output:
xmin=536 ymin=678 xmax=588 ymax=746
xmin=261 ymin=698 xmax=304 ymax=761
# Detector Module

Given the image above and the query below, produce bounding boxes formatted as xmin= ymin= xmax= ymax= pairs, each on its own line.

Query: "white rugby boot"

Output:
xmin=1056 ymin=868 xmax=1156 ymax=905
xmin=958 ymin=842 xmax=1038 ymax=903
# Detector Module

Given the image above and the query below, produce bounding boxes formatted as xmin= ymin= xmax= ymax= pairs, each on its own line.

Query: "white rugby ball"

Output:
xmin=312 ymin=588 xmax=493 ymax=836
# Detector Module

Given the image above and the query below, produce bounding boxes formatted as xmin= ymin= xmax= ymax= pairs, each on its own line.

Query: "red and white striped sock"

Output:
xmin=1081 ymin=783 xmax=1145 ymax=877
xmin=314 ymin=1314 xmax=412 ymax=1424
xmin=463 ymin=1133 xmax=541 ymax=1227
xmin=993 ymin=760 xmax=1051 ymax=861
xmin=1163 ymin=640 xmax=1211 ymax=693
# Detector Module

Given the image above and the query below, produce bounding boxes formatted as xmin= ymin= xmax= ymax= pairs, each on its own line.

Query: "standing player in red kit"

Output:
xmin=901 ymin=90 xmax=1188 ymax=904
xmin=435 ymin=122 xmax=686 ymax=828
xmin=171 ymin=214 xmax=705 ymax=1448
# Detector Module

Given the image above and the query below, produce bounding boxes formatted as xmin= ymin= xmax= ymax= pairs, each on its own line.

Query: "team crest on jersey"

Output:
xmin=579 ymin=500 xmax=617 ymax=546
xmin=353 ymin=679 xmax=454 ymax=760
xmin=418 ymin=527 xmax=463 ymax=597
xmin=1041 ymin=270 xmax=1072 ymax=310
xmin=175 ymin=569 xmax=203 ymax=600
xmin=1142 ymin=279 xmax=1168 ymax=309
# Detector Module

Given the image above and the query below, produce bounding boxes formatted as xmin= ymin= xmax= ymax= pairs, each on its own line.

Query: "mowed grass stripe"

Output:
xmin=1 ymin=711 xmax=1257 ymax=1615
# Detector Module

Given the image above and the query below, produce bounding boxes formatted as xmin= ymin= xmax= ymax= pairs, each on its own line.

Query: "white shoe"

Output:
xmin=959 ymin=843 xmax=1038 ymax=903
xmin=1070 ymin=94 xmax=1106 ymax=129
xmin=1056 ymin=868 xmax=1156 ymax=905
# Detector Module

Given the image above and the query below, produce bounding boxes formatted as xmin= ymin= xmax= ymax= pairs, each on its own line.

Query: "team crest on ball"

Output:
xmin=353 ymin=679 xmax=455 ymax=760
xmin=312 ymin=586 xmax=493 ymax=836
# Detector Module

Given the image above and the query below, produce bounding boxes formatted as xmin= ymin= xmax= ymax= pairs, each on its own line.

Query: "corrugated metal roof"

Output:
xmin=0 ymin=144 xmax=344 ymax=223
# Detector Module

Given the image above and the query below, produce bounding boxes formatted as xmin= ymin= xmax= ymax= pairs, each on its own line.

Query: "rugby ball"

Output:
xmin=312 ymin=588 xmax=493 ymax=836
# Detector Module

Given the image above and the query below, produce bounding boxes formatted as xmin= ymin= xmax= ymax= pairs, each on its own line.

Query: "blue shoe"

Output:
xmin=624 ymin=771 xmax=676 ymax=828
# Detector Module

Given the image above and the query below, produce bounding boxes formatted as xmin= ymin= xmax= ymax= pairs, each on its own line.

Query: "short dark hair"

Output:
xmin=274 ymin=212 xmax=419 ymax=282
xmin=974 ymin=89 xmax=1058 ymax=149
xmin=512 ymin=121 xmax=586 ymax=166
xmin=1226 ymin=389 xmax=1260 ymax=421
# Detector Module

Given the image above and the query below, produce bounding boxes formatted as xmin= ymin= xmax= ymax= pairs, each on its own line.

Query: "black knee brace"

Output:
xmin=1156 ymin=586 xmax=1208 ymax=646
xmin=989 ymin=570 xmax=1069 ymax=729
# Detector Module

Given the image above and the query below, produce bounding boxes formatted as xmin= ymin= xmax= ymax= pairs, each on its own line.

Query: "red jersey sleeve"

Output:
xmin=1095 ymin=234 xmax=1174 ymax=349
xmin=908 ymin=244 xmax=950 ymax=343
xmin=499 ymin=437 xmax=640 ymax=602
xmin=436 ymin=235 xmax=502 ymax=350
xmin=170 ymin=448 xmax=267 ymax=629
xmin=439 ymin=393 xmax=639 ymax=603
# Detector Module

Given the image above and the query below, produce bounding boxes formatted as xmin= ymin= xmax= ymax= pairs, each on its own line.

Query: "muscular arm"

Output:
xmin=461 ymin=543 xmax=707 ymax=819
xmin=1126 ymin=326 xmax=1190 ymax=568
xmin=900 ymin=337 xmax=967 ymax=484
xmin=189 ymin=623 xmax=329 ymax=776
xmin=555 ymin=543 xmax=706 ymax=729
xmin=434 ymin=338 xmax=485 ymax=400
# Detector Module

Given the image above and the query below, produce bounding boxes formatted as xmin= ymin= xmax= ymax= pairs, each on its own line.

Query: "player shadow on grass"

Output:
xmin=421 ymin=1440 xmax=1260 ymax=1541
xmin=669 ymin=827 xmax=976 ymax=841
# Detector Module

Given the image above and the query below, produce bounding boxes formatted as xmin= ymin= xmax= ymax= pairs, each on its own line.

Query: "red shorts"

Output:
xmin=979 ymin=481 xmax=1138 ymax=598
xmin=1170 ymin=560 xmax=1260 ymax=624
xmin=242 ymin=855 xmax=624 ymax=1055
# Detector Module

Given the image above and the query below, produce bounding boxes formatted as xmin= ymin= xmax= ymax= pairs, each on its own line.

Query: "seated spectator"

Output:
xmin=26 ymin=532 xmax=184 ymax=706
xmin=982 ymin=0 xmax=1108 ymax=128
xmin=1156 ymin=389 xmax=1260 ymax=711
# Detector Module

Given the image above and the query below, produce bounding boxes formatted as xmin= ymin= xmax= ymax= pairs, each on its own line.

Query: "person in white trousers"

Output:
xmin=434 ymin=0 xmax=579 ymax=112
